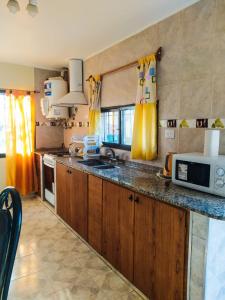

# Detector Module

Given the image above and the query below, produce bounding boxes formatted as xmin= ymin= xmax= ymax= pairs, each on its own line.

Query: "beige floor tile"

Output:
xmin=102 ymin=271 xmax=133 ymax=293
xmin=48 ymin=286 xmax=99 ymax=300
xmin=74 ymin=268 xmax=112 ymax=289
xmin=12 ymin=254 xmax=42 ymax=280
xmin=8 ymin=271 xmax=56 ymax=300
xmin=9 ymin=198 xmax=137 ymax=300
xmin=76 ymin=252 xmax=111 ymax=271
xmin=128 ymin=291 xmax=147 ymax=300
xmin=95 ymin=290 xmax=143 ymax=300
xmin=16 ymin=241 xmax=34 ymax=259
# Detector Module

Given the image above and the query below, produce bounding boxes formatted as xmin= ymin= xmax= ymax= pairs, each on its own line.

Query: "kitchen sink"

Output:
xmin=77 ymin=159 xmax=106 ymax=167
xmin=77 ymin=159 xmax=119 ymax=169
xmin=94 ymin=165 xmax=116 ymax=170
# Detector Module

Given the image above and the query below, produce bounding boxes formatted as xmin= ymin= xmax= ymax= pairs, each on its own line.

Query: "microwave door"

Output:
xmin=176 ymin=160 xmax=210 ymax=188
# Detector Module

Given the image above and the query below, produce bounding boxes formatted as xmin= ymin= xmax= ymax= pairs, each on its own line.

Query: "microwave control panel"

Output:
xmin=214 ymin=166 xmax=225 ymax=190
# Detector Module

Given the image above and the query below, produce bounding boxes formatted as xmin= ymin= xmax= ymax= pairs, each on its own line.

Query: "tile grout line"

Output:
xmin=38 ymin=198 xmax=148 ymax=299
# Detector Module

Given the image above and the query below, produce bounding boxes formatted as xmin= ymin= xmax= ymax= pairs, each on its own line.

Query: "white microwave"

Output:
xmin=172 ymin=153 xmax=225 ymax=197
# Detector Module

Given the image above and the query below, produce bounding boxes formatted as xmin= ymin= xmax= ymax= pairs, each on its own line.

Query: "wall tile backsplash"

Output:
xmin=64 ymin=0 xmax=225 ymax=167
xmin=159 ymin=118 xmax=225 ymax=129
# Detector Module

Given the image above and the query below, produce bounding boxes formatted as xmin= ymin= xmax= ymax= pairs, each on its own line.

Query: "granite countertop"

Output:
xmin=55 ymin=157 xmax=225 ymax=220
xmin=35 ymin=148 xmax=67 ymax=155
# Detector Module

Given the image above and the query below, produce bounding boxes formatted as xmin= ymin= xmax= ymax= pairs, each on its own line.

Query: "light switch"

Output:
xmin=165 ymin=129 xmax=175 ymax=139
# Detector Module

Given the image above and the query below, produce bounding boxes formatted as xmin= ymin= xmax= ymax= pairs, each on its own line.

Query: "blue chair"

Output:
xmin=0 ymin=187 xmax=22 ymax=300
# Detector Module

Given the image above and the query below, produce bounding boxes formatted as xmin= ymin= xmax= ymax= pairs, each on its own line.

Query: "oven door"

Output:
xmin=43 ymin=161 xmax=55 ymax=206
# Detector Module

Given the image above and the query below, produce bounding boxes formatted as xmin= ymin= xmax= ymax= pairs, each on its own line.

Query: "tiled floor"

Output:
xmin=9 ymin=198 xmax=144 ymax=300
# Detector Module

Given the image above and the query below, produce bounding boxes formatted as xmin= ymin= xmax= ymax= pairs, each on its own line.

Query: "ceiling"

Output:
xmin=0 ymin=0 xmax=198 ymax=69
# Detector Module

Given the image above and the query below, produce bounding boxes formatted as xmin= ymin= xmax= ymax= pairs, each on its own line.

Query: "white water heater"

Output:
xmin=41 ymin=77 xmax=69 ymax=119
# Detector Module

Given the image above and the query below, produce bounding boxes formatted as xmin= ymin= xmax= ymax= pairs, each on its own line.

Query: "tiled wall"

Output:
xmin=64 ymin=106 xmax=89 ymax=147
xmin=205 ymin=218 xmax=225 ymax=299
xmin=65 ymin=0 xmax=225 ymax=166
xmin=34 ymin=68 xmax=64 ymax=149
xmin=188 ymin=212 xmax=209 ymax=300
xmin=188 ymin=213 xmax=225 ymax=300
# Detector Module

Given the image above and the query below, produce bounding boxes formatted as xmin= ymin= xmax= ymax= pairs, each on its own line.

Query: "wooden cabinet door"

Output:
xmin=102 ymin=181 xmax=120 ymax=269
xmin=56 ymin=163 xmax=71 ymax=224
xmin=88 ymin=175 xmax=103 ymax=253
xmin=134 ymin=193 xmax=188 ymax=300
xmin=70 ymin=168 xmax=88 ymax=240
xmin=118 ymin=188 xmax=134 ymax=282
xmin=102 ymin=180 xmax=134 ymax=281
xmin=152 ymin=201 xmax=187 ymax=300
xmin=34 ymin=153 xmax=41 ymax=197
xmin=134 ymin=193 xmax=155 ymax=297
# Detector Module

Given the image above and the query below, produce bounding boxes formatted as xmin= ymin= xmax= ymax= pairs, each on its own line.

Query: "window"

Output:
xmin=101 ymin=105 xmax=135 ymax=150
xmin=0 ymin=93 xmax=6 ymax=157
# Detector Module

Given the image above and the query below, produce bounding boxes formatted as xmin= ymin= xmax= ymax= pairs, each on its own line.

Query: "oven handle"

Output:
xmin=43 ymin=161 xmax=55 ymax=169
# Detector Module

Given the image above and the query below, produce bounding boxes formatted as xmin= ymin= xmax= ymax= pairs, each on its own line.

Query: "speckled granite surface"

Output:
xmin=55 ymin=157 xmax=225 ymax=220
xmin=35 ymin=148 xmax=67 ymax=156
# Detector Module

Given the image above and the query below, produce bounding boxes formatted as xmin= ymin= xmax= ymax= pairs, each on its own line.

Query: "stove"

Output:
xmin=43 ymin=154 xmax=56 ymax=167
xmin=43 ymin=152 xmax=70 ymax=166
xmin=42 ymin=151 xmax=71 ymax=206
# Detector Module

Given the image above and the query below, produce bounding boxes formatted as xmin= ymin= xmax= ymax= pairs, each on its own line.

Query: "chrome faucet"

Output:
xmin=105 ymin=147 xmax=116 ymax=160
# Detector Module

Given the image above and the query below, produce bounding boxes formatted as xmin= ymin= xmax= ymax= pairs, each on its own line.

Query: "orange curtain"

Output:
xmin=5 ymin=92 xmax=37 ymax=196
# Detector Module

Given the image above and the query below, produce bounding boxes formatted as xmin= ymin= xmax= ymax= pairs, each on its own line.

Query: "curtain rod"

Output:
xmin=0 ymin=88 xmax=40 ymax=94
xmin=86 ymin=47 xmax=162 ymax=80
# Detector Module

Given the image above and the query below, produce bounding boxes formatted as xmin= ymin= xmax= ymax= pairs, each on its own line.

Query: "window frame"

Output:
xmin=101 ymin=104 xmax=135 ymax=151
xmin=0 ymin=91 xmax=6 ymax=158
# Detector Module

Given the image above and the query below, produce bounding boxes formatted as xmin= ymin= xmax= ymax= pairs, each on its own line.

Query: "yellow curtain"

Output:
xmin=5 ymin=92 xmax=37 ymax=196
xmin=88 ymin=75 xmax=101 ymax=135
xmin=131 ymin=54 xmax=157 ymax=160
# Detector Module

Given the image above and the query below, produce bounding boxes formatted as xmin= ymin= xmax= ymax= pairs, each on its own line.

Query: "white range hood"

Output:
xmin=55 ymin=59 xmax=87 ymax=107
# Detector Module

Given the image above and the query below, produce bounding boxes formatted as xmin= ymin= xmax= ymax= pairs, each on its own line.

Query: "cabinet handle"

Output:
xmin=134 ymin=196 xmax=139 ymax=203
xmin=128 ymin=194 xmax=133 ymax=201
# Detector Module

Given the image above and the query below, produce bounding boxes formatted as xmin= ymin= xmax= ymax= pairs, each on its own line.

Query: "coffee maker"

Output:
xmin=163 ymin=152 xmax=176 ymax=178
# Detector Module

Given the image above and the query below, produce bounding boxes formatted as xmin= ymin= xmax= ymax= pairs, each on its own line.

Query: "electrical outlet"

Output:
xmin=165 ymin=129 xmax=175 ymax=139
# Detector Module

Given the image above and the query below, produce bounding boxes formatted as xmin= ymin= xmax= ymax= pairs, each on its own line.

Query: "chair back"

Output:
xmin=0 ymin=187 xmax=22 ymax=300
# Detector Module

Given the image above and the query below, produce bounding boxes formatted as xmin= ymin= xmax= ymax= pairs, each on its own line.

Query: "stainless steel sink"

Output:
xmin=94 ymin=165 xmax=116 ymax=170
xmin=77 ymin=159 xmax=105 ymax=167
xmin=78 ymin=159 xmax=120 ymax=169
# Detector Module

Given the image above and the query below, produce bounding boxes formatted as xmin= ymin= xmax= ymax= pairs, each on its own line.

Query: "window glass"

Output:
xmin=0 ymin=94 xmax=6 ymax=154
xmin=101 ymin=105 xmax=134 ymax=149
xmin=121 ymin=107 xmax=134 ymax=145
xmin=101 ymin=110 xmax=119 ymax=144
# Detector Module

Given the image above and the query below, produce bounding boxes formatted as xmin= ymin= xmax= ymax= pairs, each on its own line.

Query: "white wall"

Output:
xmin=0 ymin=62 xmax=34 ymax=191
xmin=0 ymin=62 xmax=34 ymax=90
xmin=205 ymin=218 xmax=225 ymax=300
xmin=0 ymin=159 xmax=6 ymax=191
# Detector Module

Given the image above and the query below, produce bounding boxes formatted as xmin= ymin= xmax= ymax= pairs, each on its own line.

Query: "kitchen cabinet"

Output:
xmin=34 ymin=153 xmax=41 ymax=197
xmin=102 ymin=181 xmax=188 ymax=299
xmin=56 ymin=163 xmax=71 ymax=224
xmin=133 ymin=193 xmax=154 ymax=297
xmin=102 ymin=181 xmax=134 ymax=282
xmin=56 ymin=166 xmax=188 ymax=299
xmin=134 ymin=193 xmax=188 ymax=300
xmin=56 ymin=162 xmax=88 ymax=240
xmin=151 ymin=200 xmax=187 ymax=300
xmin=70 ymin=168 xmax=88 ymax=240
xmin=88 ymin=175 xmax=103 ymax=253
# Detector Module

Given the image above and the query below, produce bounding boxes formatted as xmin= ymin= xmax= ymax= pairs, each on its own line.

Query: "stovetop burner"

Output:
xmin=48 ymin=151 xmax=70 ymax=157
